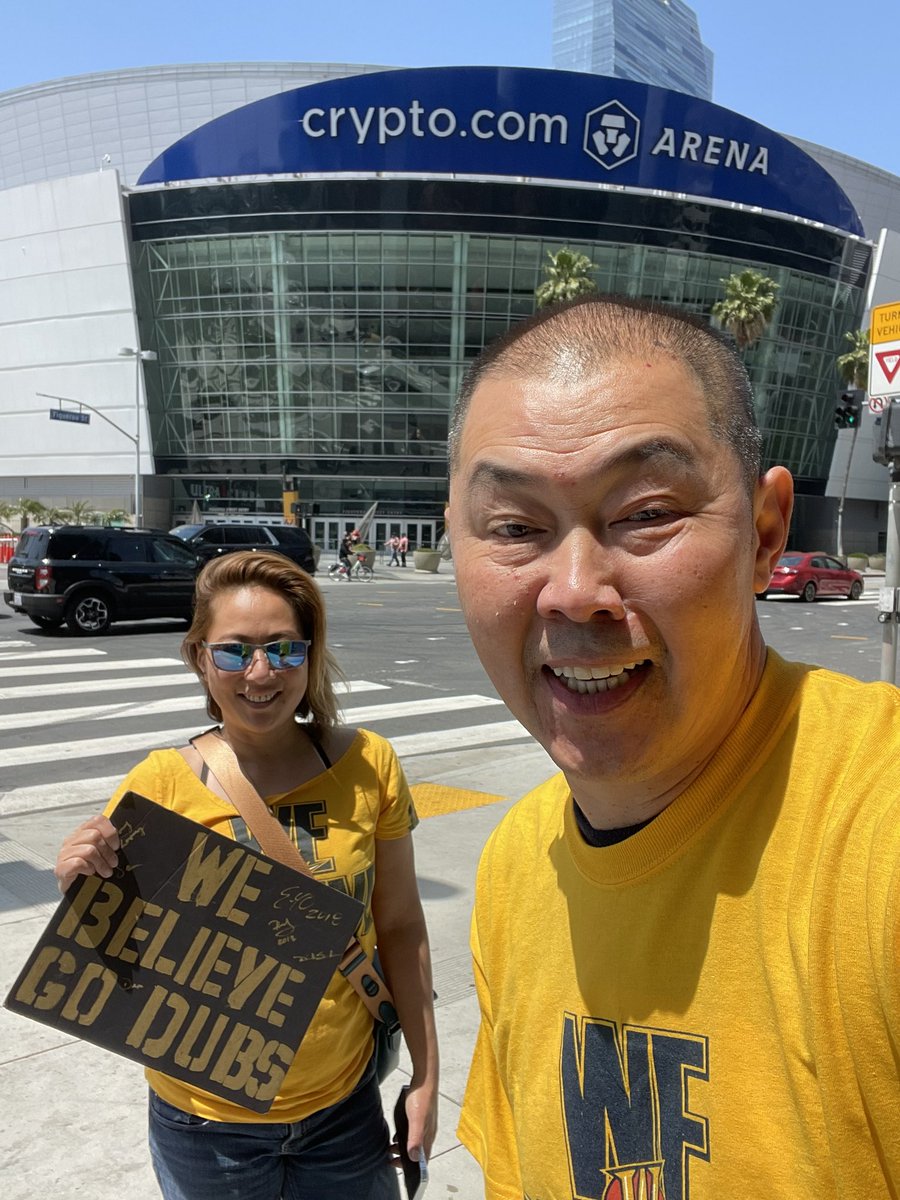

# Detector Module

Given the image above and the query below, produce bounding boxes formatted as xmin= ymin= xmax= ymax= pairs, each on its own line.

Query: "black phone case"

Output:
xmin=393 ymin=1086 xmax=427 ymax=1199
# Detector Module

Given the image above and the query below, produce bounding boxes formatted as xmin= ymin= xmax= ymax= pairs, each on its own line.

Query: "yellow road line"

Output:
xmin=830 ymin=635 xmax=869 ymax=640
xmin=435 ymin=607 xmax=462 ymax=612
xmin=412 ymin=782 xmax=506 ymax=819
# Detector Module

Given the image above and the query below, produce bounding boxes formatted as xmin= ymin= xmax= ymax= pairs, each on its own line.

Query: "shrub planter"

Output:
xmin=413 ymin=549 xmax=442 ymax=573
xmin=868 ymin=553 xmax=886 ymax=571
xmin=846 ymin=554 xmax=869 ymax=572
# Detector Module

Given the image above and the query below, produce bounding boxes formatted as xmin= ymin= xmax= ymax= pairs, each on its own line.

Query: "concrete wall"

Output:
xmin=0 ymin=169 xmax=157 ymax=518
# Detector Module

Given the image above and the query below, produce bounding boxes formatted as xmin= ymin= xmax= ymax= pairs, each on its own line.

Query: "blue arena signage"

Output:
xmin=139 ymin=67 xmax=864 ymax=238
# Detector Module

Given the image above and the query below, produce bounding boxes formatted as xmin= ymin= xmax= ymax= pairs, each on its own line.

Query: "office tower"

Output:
xmin=553 ymin=0 xmax=714 ymax=99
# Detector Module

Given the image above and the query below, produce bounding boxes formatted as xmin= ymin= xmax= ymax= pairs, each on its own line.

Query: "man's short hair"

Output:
xmin=448 ymin=294 xmax=763 ymax=493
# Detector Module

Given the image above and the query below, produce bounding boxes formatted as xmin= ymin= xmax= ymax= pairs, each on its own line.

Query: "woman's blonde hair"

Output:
xmin=181 ymin=550 xmax=342 ymax=735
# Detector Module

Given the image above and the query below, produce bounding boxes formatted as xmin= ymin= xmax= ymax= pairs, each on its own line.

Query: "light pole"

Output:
xmin=117 ymin=347 xmax=157 ymax=527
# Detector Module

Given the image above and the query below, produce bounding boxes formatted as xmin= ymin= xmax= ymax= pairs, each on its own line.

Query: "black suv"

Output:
xmin=4 ymin=526 xmax=201 ymax=635
xmin=170 ymin=523 xmax=317 ymax=574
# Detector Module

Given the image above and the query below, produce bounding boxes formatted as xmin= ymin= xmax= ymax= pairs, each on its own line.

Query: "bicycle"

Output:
xmin=327 ymin=555 xmax=374 ymax=582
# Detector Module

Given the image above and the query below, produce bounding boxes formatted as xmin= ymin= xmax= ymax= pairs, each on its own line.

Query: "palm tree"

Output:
xmin=836 ymin=328 xmax=869 ymax=389
xmin=16 ymin=498 xmax=48 ymax=530
xmin=535 ymin=248 xmax=597 ymax=308
xmin=0 ymin=500 xmax=18 ymax=534
xmin=102 ymin=508 xmax=131 ymax=527
xmin=711 ymin=269 xmax=779 ymax=350
xmin=63 ymin=499 xmax=99 ymax=524
xmin=834 ymin=329 xmax=870 ymax=559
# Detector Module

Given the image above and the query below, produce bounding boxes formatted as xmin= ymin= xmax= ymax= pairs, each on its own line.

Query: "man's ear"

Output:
xmin=753 ymin=466 xmax=794 ymax=593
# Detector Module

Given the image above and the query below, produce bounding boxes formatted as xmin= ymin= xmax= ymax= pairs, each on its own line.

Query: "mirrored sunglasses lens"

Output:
xmin=212 ymin=644 xmax=249 ymax=671
xmin=265 ymin=640 xmax=308 ymax=668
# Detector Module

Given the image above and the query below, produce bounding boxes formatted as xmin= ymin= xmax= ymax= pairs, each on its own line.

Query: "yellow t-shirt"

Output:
xmin=106 ymin=728 xmax=416 ymax=1123
xmin=458 ymin=651 xmax=900 ymax=1199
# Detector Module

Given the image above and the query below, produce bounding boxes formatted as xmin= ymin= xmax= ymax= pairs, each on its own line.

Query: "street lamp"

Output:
xmin=118 ymin=347 xmax=158 ymax=527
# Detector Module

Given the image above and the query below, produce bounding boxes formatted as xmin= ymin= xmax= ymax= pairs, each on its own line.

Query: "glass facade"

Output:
xmin=129 ymin=177 xmax=868 ymax=533
xmin=553 ymin=0 xmax=713 ymax=100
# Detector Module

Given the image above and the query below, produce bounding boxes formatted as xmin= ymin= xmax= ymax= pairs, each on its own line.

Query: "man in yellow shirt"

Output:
xmin=445 ymin=295 xmax=900 ymax=1199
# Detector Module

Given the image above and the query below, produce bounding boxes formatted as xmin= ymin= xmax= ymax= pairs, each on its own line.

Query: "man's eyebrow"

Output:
xmin=466 ymin=439 xmax=697 ymax=490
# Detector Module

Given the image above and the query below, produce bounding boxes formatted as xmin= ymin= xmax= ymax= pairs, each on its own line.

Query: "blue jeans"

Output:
xmin=148 ymin=1059 xmax=400 ymax=1200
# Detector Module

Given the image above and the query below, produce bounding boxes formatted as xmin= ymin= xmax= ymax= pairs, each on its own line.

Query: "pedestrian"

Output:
xmin=54 ymin=550 xmax=439 ymax=1199
xmin=387 ymin=535 xmax=400 ymax=566
xmin=446 ymin=295 xmax=900 ymax=1196
xmin=398 ymin=533 xmax=408 ymax=568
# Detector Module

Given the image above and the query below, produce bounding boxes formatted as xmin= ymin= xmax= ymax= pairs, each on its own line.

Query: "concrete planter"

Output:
xmin=413 ymin=549 xmax=442 ymax=573
xmin=868 ymin=553 xmax=886 ymax=570
xmin=846 ymin=555 xmax=868 ymax=572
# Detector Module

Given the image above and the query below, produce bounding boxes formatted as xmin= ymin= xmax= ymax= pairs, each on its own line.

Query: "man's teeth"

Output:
xmin=244 ymin=693 xmax=276 ymax=704
xmin=550 ymin=662 xmax=645 ymax=694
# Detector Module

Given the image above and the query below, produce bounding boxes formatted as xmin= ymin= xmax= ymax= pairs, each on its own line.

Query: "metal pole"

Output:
xmin=134 ymin=352 xmax=142 ymax=528
xmin=835 ymin=422 xmax=859 ymax=560
xmin=881 ymin=464 xmax=900 ymax=684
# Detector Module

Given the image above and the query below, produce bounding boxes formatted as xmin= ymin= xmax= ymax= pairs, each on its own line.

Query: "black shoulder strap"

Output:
xmin=306 ymin=727 xmax=332 ymax=769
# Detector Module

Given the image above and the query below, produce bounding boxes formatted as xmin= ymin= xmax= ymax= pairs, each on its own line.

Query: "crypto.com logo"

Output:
xmin=583 ymin=101 xmax=640 ymax=170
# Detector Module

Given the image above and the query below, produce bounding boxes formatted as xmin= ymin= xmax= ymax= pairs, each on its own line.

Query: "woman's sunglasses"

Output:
xmin=202 ymin=639 xmax=311 ymax=672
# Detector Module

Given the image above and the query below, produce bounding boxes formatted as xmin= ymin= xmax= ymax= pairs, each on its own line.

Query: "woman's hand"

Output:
xmin=400 ymin=1076 xmax=438 ymax=1163
xmin=54 ymin=815 xmax=120 ymax=893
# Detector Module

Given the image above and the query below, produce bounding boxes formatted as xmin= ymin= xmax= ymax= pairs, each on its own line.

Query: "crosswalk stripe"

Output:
xmin=391 ymin=720 xmax=531 ymax=755
xmin=0 ymin=715 xmax=531 ymax=817
xmin=10 ymin=657 xmax=183 ymax=679
xmin=0 ymin=683 xmax=407 ymax=765
xmin=0 ymin=673 xmax=199 ymax=701
xmin=0 ymin=647 xmax=106 ymax=661
xmin=0 ymin=691 xmax=501 ymax=733
xmin=0 ymin=676 xmax=390 ymax=702
xmin=2 ymin=776 xmax=126 ymax=814
xmin=0 ymin=725 xmax=202 ymax=769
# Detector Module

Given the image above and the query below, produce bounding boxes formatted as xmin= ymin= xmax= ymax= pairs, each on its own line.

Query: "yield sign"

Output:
xmin=876 ymin=350 xmax=900 ymax=384
xmin=869 ymin=336 xmax=900 ymax=398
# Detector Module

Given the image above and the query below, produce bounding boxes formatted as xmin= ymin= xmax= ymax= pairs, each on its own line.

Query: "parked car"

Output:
xmin=760 ymin=551 xmax=864 ymax=602
xmin=4 ymin=526 xmax=201 ymax=634
xmin=170 ymin=522 xmax=316 ymax=574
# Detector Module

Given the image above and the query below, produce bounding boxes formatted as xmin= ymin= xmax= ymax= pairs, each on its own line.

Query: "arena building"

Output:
xmin=0 ymin=62 xmax=891 ymax=550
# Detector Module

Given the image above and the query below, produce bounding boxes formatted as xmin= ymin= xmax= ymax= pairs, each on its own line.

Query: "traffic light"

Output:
xmin=834 ymin=389 xmax=863 ymax=429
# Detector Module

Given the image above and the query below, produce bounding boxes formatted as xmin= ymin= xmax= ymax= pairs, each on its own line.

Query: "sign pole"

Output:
xmin=882 ymin=467 xmax=900 ymax=685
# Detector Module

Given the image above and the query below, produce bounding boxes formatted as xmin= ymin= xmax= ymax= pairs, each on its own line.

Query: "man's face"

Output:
xmin=447 ymin=353 xmax=790 ymax=809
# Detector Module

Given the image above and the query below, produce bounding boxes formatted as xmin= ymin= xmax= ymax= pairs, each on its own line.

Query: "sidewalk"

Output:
xmin=0 ymin=729 xmax=555 ymax=1198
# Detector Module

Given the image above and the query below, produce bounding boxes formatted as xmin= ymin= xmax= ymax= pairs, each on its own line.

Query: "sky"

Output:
xmin=2 ymin=0 xmax=897 ymax=176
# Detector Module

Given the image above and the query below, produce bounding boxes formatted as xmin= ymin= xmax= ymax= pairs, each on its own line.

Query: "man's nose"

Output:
xmin=534 ymin=532 xmax=626 ymax=623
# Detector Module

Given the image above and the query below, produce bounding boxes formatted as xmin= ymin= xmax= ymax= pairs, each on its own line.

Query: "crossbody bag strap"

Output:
xmin=190 ymin=730 xmax=397 ymax=1029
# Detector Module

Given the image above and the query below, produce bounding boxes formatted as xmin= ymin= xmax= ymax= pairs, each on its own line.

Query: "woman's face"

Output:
xmin=200 ymin=585 xmax=309 ymax=740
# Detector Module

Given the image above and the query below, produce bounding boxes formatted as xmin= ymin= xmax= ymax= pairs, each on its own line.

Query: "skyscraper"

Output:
xmin=552 ymin=0 xmax=714 ymax=100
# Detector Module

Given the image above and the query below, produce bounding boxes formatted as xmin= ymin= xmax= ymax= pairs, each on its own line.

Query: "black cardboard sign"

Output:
xmin=4 ymin=792 xmax=364 ymax=1112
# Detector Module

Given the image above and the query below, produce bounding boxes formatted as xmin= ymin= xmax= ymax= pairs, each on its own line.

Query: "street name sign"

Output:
xmin=49 ymin=409 xmax=90 ymax=425
xmin=869 ymin=302 xmax=900 ymax=399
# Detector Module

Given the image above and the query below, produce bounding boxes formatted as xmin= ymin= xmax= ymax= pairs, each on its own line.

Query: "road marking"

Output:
xmin=0 ymin=647 xmax=106 ymax=662
xmin=0 ymin=673 xmax=198 ymax=701
xmin=0 ymin=676 xmax=389 ymax=702
xmin=0 ymin=714 xmax=532 ymax=816
xmin=10 ymin=657 xmax=182 ymax=679
xmin=0 ymin=691 xmax=502 ymax=732
xmin=390 ymin=720 xmax=532 ymax=756
xmin=0 ymin=725 xmax=210 ymax=769
xmin=830 ymin=635 xmax=869 ymax=640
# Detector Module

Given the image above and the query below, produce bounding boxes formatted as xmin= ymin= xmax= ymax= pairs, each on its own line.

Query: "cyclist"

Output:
xmin=338 ymin=532 xmax=355 ymax=578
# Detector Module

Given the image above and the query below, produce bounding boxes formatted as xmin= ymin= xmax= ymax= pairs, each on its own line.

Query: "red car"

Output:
xmin=760 ymin=552 xmax=864 ymax=602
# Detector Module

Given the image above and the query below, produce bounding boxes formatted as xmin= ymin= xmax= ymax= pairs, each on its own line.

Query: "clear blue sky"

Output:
xmin=3 ymin=0 xmax=895 ymax=175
